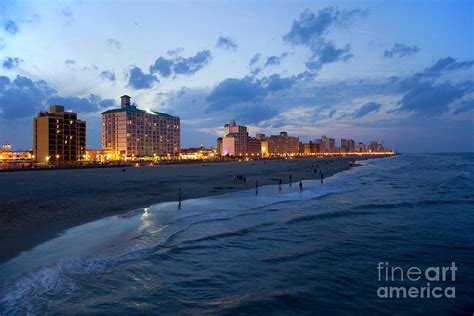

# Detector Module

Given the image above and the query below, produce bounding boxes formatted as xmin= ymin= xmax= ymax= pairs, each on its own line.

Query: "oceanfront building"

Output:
xmin=101 ymin=95 xmax=180 ymax=160
xmin=222 ymin=120 xmax=248 ymax=156
xmin=261 ymin=132 xmax=300 ymax=156
xmin=33 ymin=105 xmax=86 ymax=163
xmin=341 ymin=138 xmax=355 ymax=153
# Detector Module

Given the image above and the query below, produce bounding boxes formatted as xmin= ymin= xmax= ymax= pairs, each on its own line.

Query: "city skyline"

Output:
xmin=0 ymin=0 xmax=473 ymax=152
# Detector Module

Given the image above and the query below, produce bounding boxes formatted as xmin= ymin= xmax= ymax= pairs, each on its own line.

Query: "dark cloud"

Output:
xmin=205 ymin=72 xmax=307 ymax=116
xmin=453 ymin=100 xmax=474 ymax=115
xmin=0 ymin=75 xmax=117 ymax=120
xmin=173 ymin=50 xmax=212 ymax=75
xmin=352 ymin=102 xmax=381 ymax=118
xmin=216 ymin=36 xmax=238 ymax=51
xmin=236 ymin=104 xmax=278 ymax=124
xmin=149 ymin=57 xmax=174 ymax=77
xmin=127 ymin=67 xmax=159 ymax=90
xmin=48 ymin=94 xmax=115 ymax=113
xmin=2 ymin=57 xmax=23 ymax=70
xmin=384 ymin=43 xmax=420 ymax=58
xmin=205 ymin=77 xmax=267 ymax=112
xmin=264 ymin=53 xmax=288 ymax=68
xmin=425 ymin=56 xmax=474 ymax=75
xmin=284 ymin=7 xmax=364 ymax=71
xmin=0 ymin=75 xmax=56 ymax=120
xmin=396 ymin=81 xmax=472 ymax=115
xmin=262 ymin=74 xmax=297 ymax=91
xmin=100 ymin=70 xmax=116 ymax=82
xmin=149 ymin=50 xmax=212 ymax=78
xmin=306 ymin=41 xmax=352 ymax=70
xmin=65 ymin=59 xmax=75 ymax=65
xmin=107 ymin=38 xmax=121 ymax=50
xmin=265 ymin=56 xmax=281 ymax=67
xmin=4 ymin=20 xmax=19 ymax=35
xmin=249 ymin=53 xmax=261 ymax=66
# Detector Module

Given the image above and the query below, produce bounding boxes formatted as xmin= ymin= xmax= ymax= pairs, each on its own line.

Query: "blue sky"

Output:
xmin=0 ymin=0 xmax=473 ymax=152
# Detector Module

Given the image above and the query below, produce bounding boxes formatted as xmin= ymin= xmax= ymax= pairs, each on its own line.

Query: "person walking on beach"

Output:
xmin=279 ymin=178 xmax=283 ymax=191
xmin=321 ymin=172 xmax=324 ymax=184
xmin=255 ymin=180 xmax=259 ymax=195
xmin=299 ymin=181 xmax=303 ymax=190
xmin=289 ymin=174 xmax=292 ymax=186
xmin=178 ymin=188 xmax=182 ymax=201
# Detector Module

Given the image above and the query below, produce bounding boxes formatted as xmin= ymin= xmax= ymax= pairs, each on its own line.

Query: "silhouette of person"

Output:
xmin=299 ymin=181 xmax=303 ymax=190
xmin=279 ymin=178 xmax=283 ymax=191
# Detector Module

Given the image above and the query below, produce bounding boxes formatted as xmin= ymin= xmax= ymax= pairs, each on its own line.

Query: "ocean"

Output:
xmin=1 ymin=153 xmax=473 ymax=314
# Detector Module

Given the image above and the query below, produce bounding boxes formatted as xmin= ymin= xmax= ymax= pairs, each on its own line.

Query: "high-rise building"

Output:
xmin=33 ymin=105 xmax=86 ymax=163
xmin=222 ymin=120 xmax=248 ymax=156
xmin=261 ymin=131 xmax=299 ymax=156
xmin=101 ymin=95 xmax=180 ymax=159
xmin=319 ymin=136 xmax=336 ymax=153
xmin=341 ymin=138 xmax=355 ymax=152
xmin=247 ymin=137 xmax=262 ymax=155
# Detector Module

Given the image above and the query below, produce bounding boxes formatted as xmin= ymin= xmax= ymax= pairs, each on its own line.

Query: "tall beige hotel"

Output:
xmin=33 ymin=105 xmax=86 ymax=163
xmin=101 ymin=95 xmax=180 ymax=159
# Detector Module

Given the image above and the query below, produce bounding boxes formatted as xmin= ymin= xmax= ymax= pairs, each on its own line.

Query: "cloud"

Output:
xmin=205 ymin=77 xmax=267 ymax=112
xmin=384 ymin=43 xmax=420 ymax=58
xmin=352 ymin=102 xmax=381 ymax=118
xmin=453 ymin=100 xmax=474 ymax=115
xmin=305 ymin=41 xmax=352 ymax=70
xmin=100 ymin=70 xmax=116 ymax=82
xmin=65 ymin=59 xmax=75 ymax=65
xmin=396 ymin=81 xmax=472 ymax=115
xmin=2 ymin=57 xmax=23 ymax=70
xmin=425 ymin=56 xmax=474 ymax=75
xmin=216 ymin=36 xmax=238 ymax=51
xmin=166 ymin=48 xmax=183 ymax=56
xmin=205 ymin=72 xmax=305 ymax=114
xmin=48 ymin=94 xmax=115 ymax=113
xmin=149 ymin=50 xmax=212 ymax=77
xmin=127 ymin=66 xmax=159 ymax=90
xmin=0 ymin=75 xmax=55 ymax=120
xmin=249 ymin=53 xmax=261 ymax=66
xmin=173 ymin=50 xmax=212 ymax=75
xmin=107 ymin=38 xmax=121 ymax=50
xmin=0 ymin=75 xmax=117 ymax=120
xmin=149 ymin=57 xmax=174 ymax=77
xmin=4 ymin=20 xmax=19 ymax=35
xmin=261 ymin=74 xmax=297 ymax=91
xmin=284 ymin=7 xmax=364 ymax=71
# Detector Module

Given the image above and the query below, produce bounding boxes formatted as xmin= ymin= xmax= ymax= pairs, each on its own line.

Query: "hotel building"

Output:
xmin=261 ymin=132 xmax=300 ymax=156
xmin=341 ymin=138 xmax=355 ymax=153
xmin=221 ymin=120 xmax=248 ymax=156
xmin=101 ymin=95 xmax=180 ymax=159
xmin=33 ymin=105 xmax=86 ymax=163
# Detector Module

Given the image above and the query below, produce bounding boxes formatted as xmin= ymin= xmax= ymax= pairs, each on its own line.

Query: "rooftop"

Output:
xmin=101 ymin=107 xmax=177 ymax=118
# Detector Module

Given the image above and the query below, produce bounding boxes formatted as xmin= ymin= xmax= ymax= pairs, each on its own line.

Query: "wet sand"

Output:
xmin=0 ymin=156 xmax=389 ymax=262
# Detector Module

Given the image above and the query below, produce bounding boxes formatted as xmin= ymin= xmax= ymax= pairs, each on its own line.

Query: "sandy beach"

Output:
xmin=0 ymin=156 xmax=390 ymax=261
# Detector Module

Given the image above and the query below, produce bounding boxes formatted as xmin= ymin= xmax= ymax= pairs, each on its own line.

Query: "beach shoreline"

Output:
xmin=0 ymin=155 xmax=392 ymax=262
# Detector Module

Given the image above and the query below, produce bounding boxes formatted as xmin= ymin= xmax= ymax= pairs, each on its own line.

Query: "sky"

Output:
xmin=0 ymin=0 xmax=473 ymax=153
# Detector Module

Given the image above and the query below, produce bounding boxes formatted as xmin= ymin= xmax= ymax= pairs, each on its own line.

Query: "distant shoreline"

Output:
xmin=0 ymin=155 xmax=392 ymax=263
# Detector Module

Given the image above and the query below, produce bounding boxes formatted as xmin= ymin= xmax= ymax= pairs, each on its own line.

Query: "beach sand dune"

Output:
xmin=0 ymin=157 xmax=382 ymax=262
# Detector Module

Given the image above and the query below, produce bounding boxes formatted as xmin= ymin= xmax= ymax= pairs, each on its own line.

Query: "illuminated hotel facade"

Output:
xmin=101 ymin=95 xmax=180 ymax=159
xmin=33 ymin=105 xmax=86 ymax=163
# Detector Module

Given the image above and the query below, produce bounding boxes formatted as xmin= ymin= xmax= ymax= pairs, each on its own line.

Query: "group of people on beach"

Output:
xmin=177 ymin=166 xmax=325 ymax=206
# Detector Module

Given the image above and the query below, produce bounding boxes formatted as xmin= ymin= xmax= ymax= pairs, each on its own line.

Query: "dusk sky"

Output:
xmin=0 ymin=0 xmax=473 ymax=152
